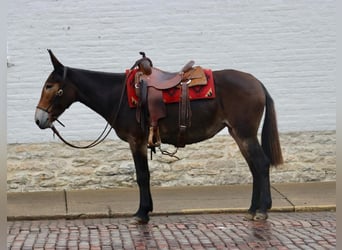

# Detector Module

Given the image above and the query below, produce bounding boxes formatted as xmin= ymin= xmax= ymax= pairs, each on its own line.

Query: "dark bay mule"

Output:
xmin=35 ymin=50 xmax=283 ymax=223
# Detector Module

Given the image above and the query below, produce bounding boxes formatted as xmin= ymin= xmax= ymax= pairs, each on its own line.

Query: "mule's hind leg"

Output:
xmin=229 ymin=128 xmax=271 ymax=220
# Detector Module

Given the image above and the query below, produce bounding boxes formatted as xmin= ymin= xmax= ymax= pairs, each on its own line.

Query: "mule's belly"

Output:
xmin=158 ymin=100 xmax=226 ymax=146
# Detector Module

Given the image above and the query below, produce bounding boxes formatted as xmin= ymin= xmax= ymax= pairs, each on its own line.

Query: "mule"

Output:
xmin=35 ymin=50 xmax=283 ymax=223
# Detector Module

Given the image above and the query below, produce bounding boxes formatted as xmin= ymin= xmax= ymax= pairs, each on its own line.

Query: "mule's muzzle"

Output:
xmin=35 ymin=108 xmax=51 ymax=129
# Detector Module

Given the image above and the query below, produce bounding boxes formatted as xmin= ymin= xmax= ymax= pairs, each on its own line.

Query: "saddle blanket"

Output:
xmin=126 ymin=68 xmax=216 ymax=108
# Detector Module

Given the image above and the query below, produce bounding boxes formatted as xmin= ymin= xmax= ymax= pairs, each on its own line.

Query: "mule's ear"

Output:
xmin=47 ymin=49 xmax=64 ymax=71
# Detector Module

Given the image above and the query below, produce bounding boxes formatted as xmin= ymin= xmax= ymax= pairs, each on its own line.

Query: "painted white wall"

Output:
xmin=7 ymin=0 xmax=336 ymax=143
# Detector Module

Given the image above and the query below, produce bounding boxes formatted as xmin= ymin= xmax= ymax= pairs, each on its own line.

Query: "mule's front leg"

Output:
xmin=130 ymin=142 xmax=153 ymax=224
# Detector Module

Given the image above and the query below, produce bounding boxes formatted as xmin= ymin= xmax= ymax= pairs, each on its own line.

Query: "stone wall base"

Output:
xmin=7 ymin=131 xmax=335 ymax=192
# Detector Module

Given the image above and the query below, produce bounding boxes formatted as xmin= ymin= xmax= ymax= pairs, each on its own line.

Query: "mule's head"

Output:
xmin=35 ymin=50 xmax=77 ymax=129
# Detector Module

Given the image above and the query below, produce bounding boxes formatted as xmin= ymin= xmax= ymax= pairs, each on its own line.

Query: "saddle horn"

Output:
xmin=130 ymin=52 xmax=153 ymax=74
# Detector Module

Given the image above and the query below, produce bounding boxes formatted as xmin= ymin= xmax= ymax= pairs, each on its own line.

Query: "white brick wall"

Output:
xmin=7 ymin=0 xmax=336 ymax=143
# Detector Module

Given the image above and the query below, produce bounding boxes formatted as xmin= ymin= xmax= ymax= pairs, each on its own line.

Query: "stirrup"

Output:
xmin=148 ymin=126 xmax=161 ymax=148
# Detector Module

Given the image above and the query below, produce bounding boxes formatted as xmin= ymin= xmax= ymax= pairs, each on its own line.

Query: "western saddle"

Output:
xmin=130 ymin=52 xmax=207 ymax=148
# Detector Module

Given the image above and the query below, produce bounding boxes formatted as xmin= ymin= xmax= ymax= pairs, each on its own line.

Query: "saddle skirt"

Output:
xmin=126 ymin=67 xmax=215 ymax=108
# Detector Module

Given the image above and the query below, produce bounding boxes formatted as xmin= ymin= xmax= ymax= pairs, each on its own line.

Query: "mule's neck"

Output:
xmin=67 ymin=67 xmax=127 ymax=121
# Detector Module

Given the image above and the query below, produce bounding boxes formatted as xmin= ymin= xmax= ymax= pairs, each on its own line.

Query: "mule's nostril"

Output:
xmin=35 ymin=119 xmax=40 ymax=126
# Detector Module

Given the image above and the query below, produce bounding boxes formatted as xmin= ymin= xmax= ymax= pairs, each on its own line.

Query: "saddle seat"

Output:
xmin=140 ymin=60 xmax=207 ymax=90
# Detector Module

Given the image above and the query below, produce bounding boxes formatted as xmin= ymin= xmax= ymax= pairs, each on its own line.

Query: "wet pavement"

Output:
xmin=8 ymin=211 xmax=336 ymax=250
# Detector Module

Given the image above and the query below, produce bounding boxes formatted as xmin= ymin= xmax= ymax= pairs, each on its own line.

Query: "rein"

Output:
xmin=51 ymin=124 xmax=112 ymax=149
xmin=50 ymin=67 xmax=127 ymax=149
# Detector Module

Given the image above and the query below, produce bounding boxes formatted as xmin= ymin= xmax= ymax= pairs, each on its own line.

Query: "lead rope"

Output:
xmin=51 ymin=69 xmax=128 ymax=149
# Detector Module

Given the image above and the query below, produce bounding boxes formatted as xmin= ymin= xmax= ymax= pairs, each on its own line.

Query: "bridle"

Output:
xmin=36 ymin=67 xmax=68 ymax=117
xmin=38 ymin=67 xmax=127 ymax=149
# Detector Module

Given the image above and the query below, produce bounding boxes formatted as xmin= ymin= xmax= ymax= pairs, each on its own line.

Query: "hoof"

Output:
xmin=253 ymin=212 xmax=268 ymax=221
xmin=243 ymin=212 xmax=255 ymax=221
xmin=130 ymin=216 xmax=149 ymax=225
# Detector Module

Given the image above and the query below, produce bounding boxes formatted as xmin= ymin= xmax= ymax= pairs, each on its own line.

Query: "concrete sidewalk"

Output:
xmin=7 ymin=181 xmax=336 ymax=220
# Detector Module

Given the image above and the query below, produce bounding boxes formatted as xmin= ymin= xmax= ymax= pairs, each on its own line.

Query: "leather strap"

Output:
xmin=177 ymin=81 xmax=191 ymax=147
xmin=136 ymin=80 xmax=148 ymax=133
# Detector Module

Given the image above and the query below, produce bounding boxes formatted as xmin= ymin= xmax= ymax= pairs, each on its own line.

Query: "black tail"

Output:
xmin=261 ymin=84 xmax=284 ymax=166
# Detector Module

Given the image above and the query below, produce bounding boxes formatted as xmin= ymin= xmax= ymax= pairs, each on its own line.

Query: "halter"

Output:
xmin=41 ymin=67 xmax=127 ymax=149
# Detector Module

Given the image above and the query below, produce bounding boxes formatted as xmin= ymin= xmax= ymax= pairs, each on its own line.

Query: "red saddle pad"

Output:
xmin=125 ymin=68 xmax=215 ymax=108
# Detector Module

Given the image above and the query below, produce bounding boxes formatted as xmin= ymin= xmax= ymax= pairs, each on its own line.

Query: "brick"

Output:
xmin=9 ymin=212 xmax=336 ymax=249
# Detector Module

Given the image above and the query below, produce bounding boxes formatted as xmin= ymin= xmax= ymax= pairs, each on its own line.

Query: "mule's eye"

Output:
xmin=45 ymin=84 xmax=53 ymax=90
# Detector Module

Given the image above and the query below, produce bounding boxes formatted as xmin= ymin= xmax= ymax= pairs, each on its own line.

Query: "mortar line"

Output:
xmin=271 ymin=185 xmax=295 ymax=210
